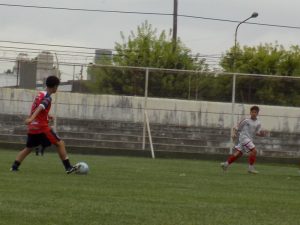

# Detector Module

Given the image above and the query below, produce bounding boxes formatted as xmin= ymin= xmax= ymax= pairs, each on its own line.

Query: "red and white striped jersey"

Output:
xmin=236 ymin=118 xmax=262 ymax=142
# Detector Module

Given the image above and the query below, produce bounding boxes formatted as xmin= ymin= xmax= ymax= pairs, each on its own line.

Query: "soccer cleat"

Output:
xmin=10 ymin=167 xmax=19 ymax=172
xmin=220 ymin=162 xmax=228 ymax=171
xmin=248 ymin=169 xmax=259 ymax=174
xmin=65 ymin=165 xmax=79 ymax=174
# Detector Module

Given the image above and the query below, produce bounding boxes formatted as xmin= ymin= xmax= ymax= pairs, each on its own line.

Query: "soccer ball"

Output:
xmin=75 ymin=162 xmax=89 ymax=175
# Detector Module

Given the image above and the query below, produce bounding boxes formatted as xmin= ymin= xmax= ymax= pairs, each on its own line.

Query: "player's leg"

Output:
xmin=11 ymin=147 xmax=33 ymax=171
xmin=55 ymin=140 xmax=70 ymax=162
xmin=44 ymin=130 xmax=76 ymax=174
xmin=221 ymin=148 xmax=243 ymax=171
xmin=248 ymin=147 xmax=258 ymax=174
xmin=242 ymin=140 xmax=259 ymax=174
xmin=35 ymin=146 xmax=40 ymax=156
xmin=228 ymin=149 xmax=243 ymax=163
xmin=220 ymin=142 xmax=244 ymax=171
xmin=55 ymin=140 xmax=78 ymax=174
xmin=40 ymin=146 xmax=46 ymax=156
xmin=10 ymin=133 xmax=39 ymax=171
xmin=40 ymin=138 xmax=51 ymax=156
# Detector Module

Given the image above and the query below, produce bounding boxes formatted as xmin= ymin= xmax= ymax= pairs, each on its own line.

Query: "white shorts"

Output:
xmin=235 ymin=138 xmax=255 ymax=153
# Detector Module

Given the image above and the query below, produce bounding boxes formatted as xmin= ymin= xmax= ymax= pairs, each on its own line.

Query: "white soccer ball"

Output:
xmin=75 ymin=162 xmax=89 ymax=175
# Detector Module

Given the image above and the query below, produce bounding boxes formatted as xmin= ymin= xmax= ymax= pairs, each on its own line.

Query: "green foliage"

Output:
xmin=113 ymin=21 xmax=203 ymax=70
xmin=220 ymin=43 xmax=300 ymax=106
xmin=197 ymin=75 xmax=232 ymax=102
xmin=87 ymin=30 xmax=300 ymax=106
xmin=87 ymin=21 xmax=208 ymax=97
xmin=221 ymin=43 xmax=288 ymax=74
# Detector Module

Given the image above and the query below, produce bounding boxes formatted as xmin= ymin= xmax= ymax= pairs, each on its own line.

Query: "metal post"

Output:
xmin=188 ymin=75 xmax=191 ymax=100
xmin=233 ymin=12 xmax=258 ymax=71
xmin=229 ymin=73 xmax=236 ymax=154
xmin=16 ymin=60 xmax=20 ymax=87
xmin=142 ymin=68 xmax=149 ymax=150
xmin=172 ymin=0 xmax=178 ymax=52
xmin=72 ymin=64 xmax=75 ymax=81
xmin=53 ymin=53 xmax=60 ymax=132
xmin=145 ymin=110 xmax=155 ymax=159
xmin=195 ymin=72 xmax=198 ymax=100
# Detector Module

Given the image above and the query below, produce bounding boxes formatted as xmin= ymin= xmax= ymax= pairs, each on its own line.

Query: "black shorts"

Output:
xmin=26 ymin=129 xmax=61 ymax=148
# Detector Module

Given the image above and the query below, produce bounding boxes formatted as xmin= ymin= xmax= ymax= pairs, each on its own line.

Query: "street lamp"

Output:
xmin=233 ymin=12 xmax=258 ymax=70
xmin=230 ymin=12 xmax=258 ymax=154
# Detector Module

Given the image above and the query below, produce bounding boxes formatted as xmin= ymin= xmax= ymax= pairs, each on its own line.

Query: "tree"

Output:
xmin=221 ymin=43 xmax=286 ymax=74
xmin=87 ymin=21 xmax=208 ymax=98
xmin=219 ymin=43 xmax=300 ymax=106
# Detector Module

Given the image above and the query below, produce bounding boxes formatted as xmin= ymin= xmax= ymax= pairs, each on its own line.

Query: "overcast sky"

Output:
xmin=1 ymin=0 xmax=300 ymax=80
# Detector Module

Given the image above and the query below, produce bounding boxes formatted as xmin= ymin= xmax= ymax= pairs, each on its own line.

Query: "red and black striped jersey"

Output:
xmin=28 ymin=91 xmax=52 ymax=134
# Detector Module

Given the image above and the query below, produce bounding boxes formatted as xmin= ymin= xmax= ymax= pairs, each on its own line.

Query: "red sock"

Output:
xmin=248 ymin=154 xmax=256 ymax=165
xmin=227 ymin=151 xmax=242 ymax=164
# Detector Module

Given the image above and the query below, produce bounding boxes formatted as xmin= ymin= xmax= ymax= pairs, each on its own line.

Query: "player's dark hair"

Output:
xmin=250 ymin=105 xmax=259 ymax=112
xmin=46 ymin=76 xmax=60 ymax=88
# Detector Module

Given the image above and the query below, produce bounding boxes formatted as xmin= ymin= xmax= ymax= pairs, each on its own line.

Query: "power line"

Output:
xmin=0 ymin=50 xmax=222 ymax=68
xmin=1 ymin=3 xmax=300 ymax=30
xmin=0 ymin=3 xmax=173 ymax=15
xmin=0 ymin=49 xmax=222 ymax=65
xmin=0 ymin=45 xmax=96 ymax=57
xmin=179 ymin=14 xmax=300 ymax=30
xmin=0 ymin=41 xmax=222 ymax=60
xmin=0 ymin=40 xmax=222 ymax=58
xmin=0 ymin=39 xmax=113 ymax=51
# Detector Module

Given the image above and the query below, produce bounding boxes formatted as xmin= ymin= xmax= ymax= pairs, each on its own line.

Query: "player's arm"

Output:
xmin=256 ymin=123 xmax=269 ymax=137
xmin=48 ymin=114 xmax=54 ymax=123
xmin=257 ymin=129 xmax=269 ymax=137
xmin=25 ymin=95 xmax=51 ymax=125
xmin=231 ymin=126 xmax=238 ymax=141
xmin=25 ymin=105 xmax=44 ymax=125
xmin=232 ymin=119 xmax=247 ymax=141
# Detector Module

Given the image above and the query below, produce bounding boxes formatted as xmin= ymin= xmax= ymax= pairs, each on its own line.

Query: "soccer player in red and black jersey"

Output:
xmin=10 ymin=76 xmax=77 ymax=174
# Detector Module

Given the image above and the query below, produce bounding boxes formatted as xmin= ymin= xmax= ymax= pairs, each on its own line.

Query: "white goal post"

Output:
xmin=142 ymin=68 xmax=155 ymax=159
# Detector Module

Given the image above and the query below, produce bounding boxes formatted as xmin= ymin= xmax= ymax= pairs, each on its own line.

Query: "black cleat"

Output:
xmin=10 ymin=167 xmax=19 ymax=172
xmin=66 ymin=165 xmax=79 ymax=174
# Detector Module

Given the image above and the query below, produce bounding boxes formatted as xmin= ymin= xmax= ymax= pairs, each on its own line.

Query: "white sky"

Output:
xmin=0 ymin=0 xmax=300 ymax=80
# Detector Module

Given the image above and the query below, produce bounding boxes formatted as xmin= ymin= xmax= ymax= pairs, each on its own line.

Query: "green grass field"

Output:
xmin=0 ymin=149 xmax=300 ymax=225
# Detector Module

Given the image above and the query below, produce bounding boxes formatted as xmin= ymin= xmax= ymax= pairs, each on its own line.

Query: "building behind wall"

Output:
xmin=36 ymin=51 xmax=56 ymax=83
xmin=87 ymin=49 xmax=113 ymax=80
xmin=95 ymin=49 xmax=112 ymax=62
xmin=19 ymin=61 xmax=37 ymax=89
xmin=10 ymin=51 xmax=57 ymax=88
xmin=13 ymin=53 xmax=30 ymax=76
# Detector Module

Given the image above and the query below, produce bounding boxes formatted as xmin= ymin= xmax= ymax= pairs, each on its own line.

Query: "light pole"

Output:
xmin=172 ymin=0 xmax=178 ymax=52
xmin=233 ymin=12 xmax=258 ymax=70
xmin=230 ymin=12 xmax=258 ymax=154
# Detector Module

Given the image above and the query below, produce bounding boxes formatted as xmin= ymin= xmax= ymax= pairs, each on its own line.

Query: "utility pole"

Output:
xmin=72 ymin=65 xmax=75 ymax=81
xmin=80 ymin=65 xmax=83 ymax=80
xmin=16 ymin=60 xmax=20 ymax=87
xmin=79 ymin=65 xmax=83 ymax=92
xmin=172 ymin=0 xmax=178 ymax=52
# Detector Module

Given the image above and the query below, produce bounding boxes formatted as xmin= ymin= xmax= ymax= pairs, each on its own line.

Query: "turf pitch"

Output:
xmin=0 ymin=149 xmax=300 ymax=225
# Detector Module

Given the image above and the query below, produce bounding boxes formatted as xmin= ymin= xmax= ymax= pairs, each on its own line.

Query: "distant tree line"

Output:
xmin=87 ymin=21 xmax=300 ymax=107
xmin=220 ymin=43 xmax=300 ymax=106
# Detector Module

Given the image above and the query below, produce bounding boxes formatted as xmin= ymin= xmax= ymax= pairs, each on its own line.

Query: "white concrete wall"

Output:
xmin=1 ymin=87 xmax=300 ymax=132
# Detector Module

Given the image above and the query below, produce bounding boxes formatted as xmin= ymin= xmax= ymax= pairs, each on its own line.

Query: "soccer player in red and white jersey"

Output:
xmin=220 ymin=106 xmax=269 ymax=174
xmin=10 ymin=76 xmax=77 ymax=174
